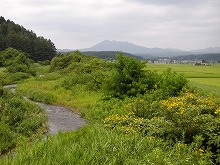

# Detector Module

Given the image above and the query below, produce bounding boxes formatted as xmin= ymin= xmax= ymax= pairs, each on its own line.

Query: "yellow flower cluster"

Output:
xmin=104 ymin=112 xmax=144 ymax=134
xmin=161 ymin=91 xmax=219 ymax=116
xmin=215 ymin=107 xmax=220 ymax=115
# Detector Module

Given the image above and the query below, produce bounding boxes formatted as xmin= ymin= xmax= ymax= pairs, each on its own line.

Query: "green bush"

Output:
xmin=38 ymin=60 xmax=50 ymax=66
xmin=0 ymin=88 xmax=47 ymax=155
xmin=62 ymin=71 xmax=107 ymax=91
xmin=8 ymin=72 xmax=30 ymax=82
xmin=0 ymin=72 xmax=12 ymax=85
xmin=103 ymin=89 xmax=220 ymax=163
xmin=0 ymin=122 xmax=15 ymax=154
xmin=27 ymin=89 xmax=54 ymax=104
xmin=50 ymin=51 xmax=83 ymax=71
xmin=36 ymin=72 xmax=62 ymax=81
xmin=159 ymin=68 xmax=188 ymax=96
xmin=204 ymin=118 xmax=220 ymax=163
xmin=105 ymin=53 xmax=188 ymax=99
xmin=2 ymin=97 xmax=27 ymax=127
xmin=105 ymin=53 xmax=148 ymax=98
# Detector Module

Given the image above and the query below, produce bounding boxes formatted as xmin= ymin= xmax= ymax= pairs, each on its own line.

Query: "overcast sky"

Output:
xmin=1 ymin=0 xmax=220 ymax=50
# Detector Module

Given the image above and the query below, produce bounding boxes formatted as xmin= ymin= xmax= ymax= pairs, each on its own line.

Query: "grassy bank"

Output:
xmin=1 ymin=54 xmax=220 ymax=164
xmin=1 ymin=125 xmax=210 ymax=165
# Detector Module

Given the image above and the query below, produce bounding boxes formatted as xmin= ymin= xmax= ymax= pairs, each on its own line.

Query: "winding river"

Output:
xmin=3 ymin=84 xmax=86 ymax=135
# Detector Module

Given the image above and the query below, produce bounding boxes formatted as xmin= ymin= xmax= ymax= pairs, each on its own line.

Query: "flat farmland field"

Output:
xmin=146 ymin=63 xmax=220 ymax=98
xmin=146 ymin=64 xmax=220 ymax=78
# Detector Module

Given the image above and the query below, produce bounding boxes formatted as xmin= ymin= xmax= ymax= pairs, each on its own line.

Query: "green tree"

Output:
xmin=106 ymin=52 xmax=148 ymax=98
xmin=0 ymin=16 xmax=56 ymax=61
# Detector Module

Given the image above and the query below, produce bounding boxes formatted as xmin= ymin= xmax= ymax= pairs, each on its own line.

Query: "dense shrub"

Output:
xmin=8 ymin=72 xmax=30 ymax=82
xmin=104 ymin=90 xmax=220 ymax=163
xmin=0 ymin=48 xmax=36 ymax=84
xmin=105 ymin=53 xmax=148 ymax=98
xmin=0 ymin=88 xmax=47 ymax=155
xmin=0 ymin=122 xmax=15 ymax=154
xmin=26 ymin=89 xmax=54 ymax=104
xmin=62 ymin=71 xmax=107 ymax=91
xmin=50 ymin=51 xmax=83 ymax=71
xmin=36 ymin=72 xmax=62 ymax=81
xmin=0 ymin=72 xmax=12 ymax=85
xmin=159 ymin=68 xmax=188 ymax=96
xmin=105 ymin=53 xmax=188 ymax=98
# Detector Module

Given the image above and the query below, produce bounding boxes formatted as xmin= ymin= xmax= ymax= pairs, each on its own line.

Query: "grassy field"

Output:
xmin=146 ymin=63 xmax=220 ymax=78
xmin=146 ymin=63 xmax=220 ymax=98
xmin=1 ymin=60 xmax=219 ymax=164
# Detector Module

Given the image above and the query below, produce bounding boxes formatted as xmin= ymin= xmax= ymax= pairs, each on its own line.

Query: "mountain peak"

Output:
xmin=83 ymin=40 xmax=147 ymax=54
xmin=79 ymin=40 xmax=220 ymax=58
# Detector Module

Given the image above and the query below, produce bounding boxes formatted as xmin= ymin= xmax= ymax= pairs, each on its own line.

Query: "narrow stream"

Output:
xmin=3 ymin=84 xmax=86 ymax=135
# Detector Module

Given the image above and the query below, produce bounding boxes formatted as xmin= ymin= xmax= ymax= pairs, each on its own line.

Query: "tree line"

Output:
xmin=0 ymin=16 xmax=56 ymax=61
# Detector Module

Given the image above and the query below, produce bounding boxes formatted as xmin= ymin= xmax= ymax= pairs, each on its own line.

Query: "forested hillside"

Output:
xmin=0 ymin=16 xmax=56 ymax=61
xmin=172 ymin=53 xmax=220 ymax=62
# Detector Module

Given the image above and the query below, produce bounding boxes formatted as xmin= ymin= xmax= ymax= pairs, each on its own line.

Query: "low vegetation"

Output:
xmin=0 ymin=50 xmax=220 ymax=164
xmin=0 ymin=86 xmax=47 ymax=155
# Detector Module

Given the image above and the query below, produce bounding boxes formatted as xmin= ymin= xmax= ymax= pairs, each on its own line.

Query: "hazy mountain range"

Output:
xmin=58 ymin=40 xmax=220 ymax=59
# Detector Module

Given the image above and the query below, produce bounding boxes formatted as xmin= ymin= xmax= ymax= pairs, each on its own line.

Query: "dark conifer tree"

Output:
xmin=0 ymin=16 xmax=56 ymax=61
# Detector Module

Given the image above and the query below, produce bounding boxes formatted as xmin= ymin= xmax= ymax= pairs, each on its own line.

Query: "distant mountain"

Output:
xmin=62 ymin=40 xmax=220 ymax=59
xmin=79 ymin=40 xmax=191 ymax=58
xmin=190 ymin=47 xmax=220 ymax=54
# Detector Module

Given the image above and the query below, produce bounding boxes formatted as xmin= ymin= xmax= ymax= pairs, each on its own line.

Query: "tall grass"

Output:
xmin=4 ymin=58 xmax=219 ymax=164
xmin=17 ymin=79 xmax=103 ymax=116
xmin=0 ymin=87 xmax=47 ymax=155
xmin=1 ymin=124 xmax=211 ymax=165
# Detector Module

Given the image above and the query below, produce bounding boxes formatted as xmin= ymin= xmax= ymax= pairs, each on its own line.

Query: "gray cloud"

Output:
xmin=0 ymin=0 xmax=219 ymax=50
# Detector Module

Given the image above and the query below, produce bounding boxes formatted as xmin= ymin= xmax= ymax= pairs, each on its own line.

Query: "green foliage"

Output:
xmin=0 ymin=48 xmax=36 ymax=83
xmin=0 ymin=87 xmax=47 ymax=155
xmin=82 ymin=51 xmax=143 ymax=59
xmin=0 ymin=16 xmax=56 ymax=61
xmin=105 ymin=53 xmax=188 ymax=98
xmin=2 ymin=125 xmax=211 ymax=165
xmin=23 ymin=89 xmax=54 ymax=104
xmin=105 ymin=52 xmax=148 ymax=98
xmin=62 ymin=71 xmax=107 ymax=91
xmin=204 ymin=118 xmax=220 ymax=163
xmin=7 ymin=72 xmax=30 ymax=83
xmin=104 ymin=90 xmax=220 ymax=163
xmin=38 ymin=60 xmax=50 ymax=66
xmin=7 ymin=53 xmax=35 ymax=74
xmin=7 ymin=53 xmax=219 ymax=164
xmin=0 ymin=71 xmax=11 ymax=85
xmin=159 ymin=68 xmax=188 ymax=96
xmin=0 ymin=122 xmax=15 ymax=154
xmin=36 ymin=72 xmax=62 ymax=81
xmin=50 ymin=51 xmax=83 ymax=71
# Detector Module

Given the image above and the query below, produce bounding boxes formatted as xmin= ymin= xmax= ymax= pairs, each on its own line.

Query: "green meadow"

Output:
xmin=146 ymin=63 xmax=220 ymax=98
xmin=146 ymin=63 xmax=220 ymax=78
xmin=1 ymin=53 xmax=220 ymax=164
